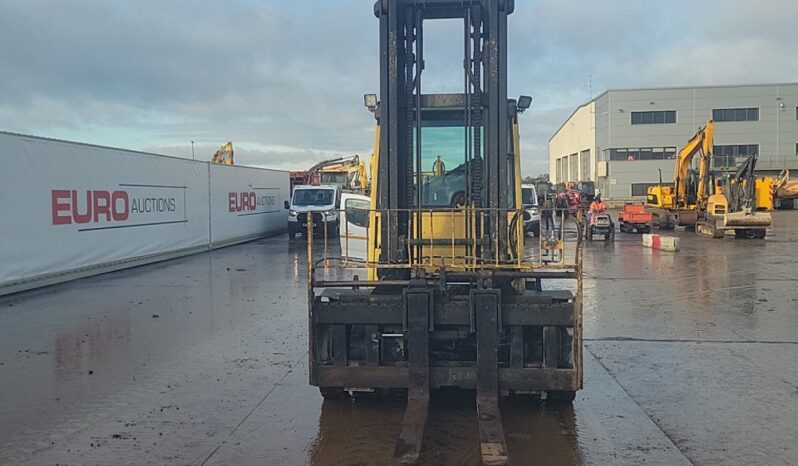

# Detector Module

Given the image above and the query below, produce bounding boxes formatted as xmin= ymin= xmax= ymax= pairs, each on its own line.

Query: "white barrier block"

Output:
xmin=642 ymin=234 xmax=679 ymax=252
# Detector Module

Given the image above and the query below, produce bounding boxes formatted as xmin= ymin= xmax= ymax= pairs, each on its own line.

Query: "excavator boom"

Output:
xmin=210 ymin=142 xmax=234 ymax=165
xmin=647 ymin=120 xmax=714 ymax=226
xmin=674 ymin=120 xmax=713 ymax=209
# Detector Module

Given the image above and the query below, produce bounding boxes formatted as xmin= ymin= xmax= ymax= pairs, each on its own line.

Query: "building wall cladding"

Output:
xmin=552 ymin=83 xmax=798 ymax=200
xmin=549 ymin=101 xmax=595 ymax=184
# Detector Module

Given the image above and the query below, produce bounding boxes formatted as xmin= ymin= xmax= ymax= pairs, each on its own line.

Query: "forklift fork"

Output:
xmin=394 ymin=289 xmax=509 ymax=466
xmin=394 ymin=289 xmax=432 ymax=463
xmin=473 ymin=290 xmax=509 ymax=466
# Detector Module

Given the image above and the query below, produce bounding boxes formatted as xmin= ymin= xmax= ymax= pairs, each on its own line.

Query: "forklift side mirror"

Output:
xmin=283 ymin=200 xmax=290 ymax=210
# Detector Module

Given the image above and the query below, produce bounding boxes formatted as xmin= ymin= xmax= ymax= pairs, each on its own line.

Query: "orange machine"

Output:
xmin=618 ymin=203 xmax=655 ymax=233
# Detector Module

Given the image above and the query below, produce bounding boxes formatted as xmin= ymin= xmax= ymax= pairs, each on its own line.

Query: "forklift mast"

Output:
xmin=374 ymin=0 xmax=515 ymax=267
xmin=307 ymin=2 xmax=583 ymax=465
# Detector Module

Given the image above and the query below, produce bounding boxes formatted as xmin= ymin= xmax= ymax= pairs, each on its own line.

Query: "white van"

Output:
xmin=521 ymin=183 xmax=541 ymax=236
xmin=285 ymin=185 xmax=341 ymax=239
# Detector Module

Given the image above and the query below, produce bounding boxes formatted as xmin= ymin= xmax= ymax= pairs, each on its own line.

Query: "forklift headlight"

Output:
xmin=364 ymin=93 xmax=378 ymax=112
xmin=289 ymin=210 xmax=298 ymax=217
xmin=517 ymin=95 xmax=532 ymax=113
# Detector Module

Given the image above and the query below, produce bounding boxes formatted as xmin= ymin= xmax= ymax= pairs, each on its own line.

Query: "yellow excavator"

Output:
xmin=316 ymin=154 xmax=368 ymax=193
xmin=647 ymin=120 xmax=772 ymax=238
xmin=773 ymin=168 xmax=798 ymax=209
xmin=210 ymin=141 xmax=234 ymax=165
xmin=646 ymin=121 xmax=714 ymax=227
xmin=701 ymin=155 xmax=772 ymax=238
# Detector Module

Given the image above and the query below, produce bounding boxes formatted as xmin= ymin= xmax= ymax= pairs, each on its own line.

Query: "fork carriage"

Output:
xmin=306 ymin=206 xmax=583 ymax=464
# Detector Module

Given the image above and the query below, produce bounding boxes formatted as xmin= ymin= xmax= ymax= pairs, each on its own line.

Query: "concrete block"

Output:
xmin=642 ymin=233 xmax=679 ymax=252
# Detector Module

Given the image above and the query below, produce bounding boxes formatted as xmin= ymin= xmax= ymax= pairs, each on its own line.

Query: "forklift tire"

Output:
xmin=288 ymin=230 xmax=295 ymax=239
xmin=547 ymin=390 xmax=576 ymax=403
xmin=604 ymin=233 xmax=610 ymax=241
xmin=754 ymin=229 xmax=766 ymax=239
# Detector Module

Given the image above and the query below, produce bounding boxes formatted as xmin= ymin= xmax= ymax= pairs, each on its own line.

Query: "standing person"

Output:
xmin=432 ymin=155 xmax=446 ymax=176
xmin=542 ymin=195 xmax=554 ymax=231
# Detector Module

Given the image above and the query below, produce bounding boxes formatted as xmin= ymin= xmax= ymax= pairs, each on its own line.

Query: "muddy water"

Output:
xmin=1 ymin=212 xmax=796 ymax=465
xmin=308 ymin=392 xmax=581 ymax=466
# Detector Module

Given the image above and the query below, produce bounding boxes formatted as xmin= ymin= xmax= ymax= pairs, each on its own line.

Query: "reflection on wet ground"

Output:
xmin=0 ymin=212 xmax=796 ymax=465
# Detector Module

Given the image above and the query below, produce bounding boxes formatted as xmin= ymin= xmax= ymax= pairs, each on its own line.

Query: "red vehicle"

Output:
xmin=618 ymin=203 xmax=653 ymax=233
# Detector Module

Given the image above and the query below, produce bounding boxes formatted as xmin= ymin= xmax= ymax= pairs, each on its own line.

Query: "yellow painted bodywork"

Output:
xmin=366 ymin=117 xmax=524 ymax=278
xmin=754 ymin=177 xmax=775 ymax=211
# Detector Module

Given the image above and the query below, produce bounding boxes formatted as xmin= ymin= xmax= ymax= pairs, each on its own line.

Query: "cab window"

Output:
xmin=416 ymin=126 xmax=467 ymax=207
xmin=345 ymin=198 xmax=370 ymax=228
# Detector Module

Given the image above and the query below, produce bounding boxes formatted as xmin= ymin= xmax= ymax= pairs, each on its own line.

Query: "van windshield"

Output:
xmin=521 ymin=187 xmax=537 ymax=206
xmin=293 ymin=189 xmax=334 ymax=206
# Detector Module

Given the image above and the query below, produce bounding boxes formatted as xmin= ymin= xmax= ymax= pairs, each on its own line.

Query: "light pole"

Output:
xmin=191 ymin=140 xmax=195 ymax=160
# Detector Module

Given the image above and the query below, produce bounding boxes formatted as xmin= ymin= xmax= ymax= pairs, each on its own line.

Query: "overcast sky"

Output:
xmin=2 ymin=0 xmax=797 ymax=176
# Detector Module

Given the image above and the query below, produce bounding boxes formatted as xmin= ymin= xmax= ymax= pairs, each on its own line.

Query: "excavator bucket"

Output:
xmin=723 ymin=211 xmax=772 ymax=228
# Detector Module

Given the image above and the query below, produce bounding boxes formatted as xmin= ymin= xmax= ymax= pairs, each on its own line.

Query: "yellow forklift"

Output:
xmin=304 ymin=1 xmax=584 ymax=464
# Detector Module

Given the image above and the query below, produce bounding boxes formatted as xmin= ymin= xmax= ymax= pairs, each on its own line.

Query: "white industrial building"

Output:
xmin=549 ymin=83 xmax=798 ymax=200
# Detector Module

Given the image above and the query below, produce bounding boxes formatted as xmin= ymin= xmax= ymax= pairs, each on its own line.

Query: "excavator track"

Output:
xmin=696 ymin=220 xmax=724 ymax=238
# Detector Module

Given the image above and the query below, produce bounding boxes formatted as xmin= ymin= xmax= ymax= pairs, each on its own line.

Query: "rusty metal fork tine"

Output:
xmin=473 ymin=290 xmax=509 ymax=466
xmin=394 ymin=290 xmax=432 ymax=464
xmin=476 ymin=394 xmax=508 ymax=466
xmin=394 ymin=385 xmax=429 ymax=464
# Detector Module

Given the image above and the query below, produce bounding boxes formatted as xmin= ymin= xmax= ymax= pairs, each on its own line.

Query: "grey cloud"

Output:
xmin=2 ymin=0 xmax=796 ymax=177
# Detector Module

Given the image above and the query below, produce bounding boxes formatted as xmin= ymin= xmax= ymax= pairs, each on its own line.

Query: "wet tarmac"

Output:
xmin=1 ymin=211 xmax=796 ymax=465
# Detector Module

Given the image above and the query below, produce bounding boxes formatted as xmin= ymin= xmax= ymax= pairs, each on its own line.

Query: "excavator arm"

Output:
xmin=674 ymin=120 xmax=713 ymax=208
xmin=210 ymin=142 xmax=234 ymax=165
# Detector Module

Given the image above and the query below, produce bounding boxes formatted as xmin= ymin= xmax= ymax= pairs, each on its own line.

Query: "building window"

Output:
xmin=631 ymin=110 xmax=676 ymax=125
xmin=569 ymin=153 xmax=578 ymax=181
xmin=607 ymin=147 xmax=677 ymax=161
xmin=712 ymin=107 xmax=759 ymax=122
xmin=580 ymin=150 xmax=591 ymax=180
xmin=555 ymin=157 xmax=563 ymax=183
xmin=631 ymin=183 xmax=659 ymax=197
xmin=713 ymin=144 xmax=758 ymax=168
